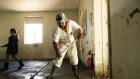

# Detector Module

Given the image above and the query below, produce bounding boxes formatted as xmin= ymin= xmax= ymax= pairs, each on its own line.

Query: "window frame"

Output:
xmin=24 ymin=16 xmax=43 ymax=44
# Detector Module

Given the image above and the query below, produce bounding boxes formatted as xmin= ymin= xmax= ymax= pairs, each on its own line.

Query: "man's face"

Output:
xmin=57 ymin=20 xmax=66 ymax=28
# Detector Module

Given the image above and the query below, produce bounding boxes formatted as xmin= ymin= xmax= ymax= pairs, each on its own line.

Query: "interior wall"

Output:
xmin=109 ymin=0 xmax=140 ymax=79
xmin=79 ymin=0 xmax=110 ymax=79
xmin=78 ymin=0 xmax=94 ymax=66
xmin=0 ymin=11 xmax=78 ymax=60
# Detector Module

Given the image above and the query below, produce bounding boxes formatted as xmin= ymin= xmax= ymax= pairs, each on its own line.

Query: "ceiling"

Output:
xmin=0 ymin=0 xmax=80 ymax=12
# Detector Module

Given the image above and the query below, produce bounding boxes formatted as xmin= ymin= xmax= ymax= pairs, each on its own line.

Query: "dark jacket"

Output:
xmin=4 ymin=35 xmax=18 ymax=55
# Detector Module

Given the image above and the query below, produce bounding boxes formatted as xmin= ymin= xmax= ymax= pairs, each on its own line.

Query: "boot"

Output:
xmin=46 ymin=65 xmax=58 ymax=79
xmin=18 ymin=60 xmax=24 ymax=69
xmin=72 ymin=65 xmax=80 ymax=79
xmin=0 ymin=62 xmax=9 ymax=71
xmin=46 ymin=75 xmax=55 ymax=79
xmin=74 ymin=74 xmax=80 ymax=79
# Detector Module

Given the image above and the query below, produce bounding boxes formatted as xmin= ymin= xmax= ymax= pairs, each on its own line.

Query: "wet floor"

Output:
xmin=0 ymin=59 xmax=93 ymax=79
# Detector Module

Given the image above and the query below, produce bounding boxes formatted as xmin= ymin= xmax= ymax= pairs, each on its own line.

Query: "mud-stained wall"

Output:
xmin=79 ymin=0 xmax=110 ymax=79
xmin=0 ymin=11 xmax=78 ymax=60
xmin=78 ymin=0 xmax=94 ymax=66
xmin=110 ymin=0 xmax=140 ymax=79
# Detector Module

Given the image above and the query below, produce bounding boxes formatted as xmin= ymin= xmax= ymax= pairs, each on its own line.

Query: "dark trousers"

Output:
xmin=5 ymin=53 xmax=20 ymax=63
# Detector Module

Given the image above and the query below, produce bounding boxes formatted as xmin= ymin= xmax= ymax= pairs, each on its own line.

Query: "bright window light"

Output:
xmin=24 ymin=24 xmax=42 ymax=44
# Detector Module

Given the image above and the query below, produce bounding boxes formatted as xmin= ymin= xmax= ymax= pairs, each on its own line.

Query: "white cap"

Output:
xmin=56 ymin=13 xmax=66 ymax=22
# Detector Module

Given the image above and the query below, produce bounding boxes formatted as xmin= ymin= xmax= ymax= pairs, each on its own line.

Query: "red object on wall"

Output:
xmin=87 ymin=50 xmax=93 ymax=70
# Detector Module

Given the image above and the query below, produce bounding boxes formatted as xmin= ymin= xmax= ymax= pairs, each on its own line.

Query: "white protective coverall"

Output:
xmin=52 ymin=20 xmax=82 ymax=68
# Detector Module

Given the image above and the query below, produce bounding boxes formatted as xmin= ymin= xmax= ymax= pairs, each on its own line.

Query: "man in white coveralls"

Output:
xmin=46 ymin=13 xmax=83 ymax=79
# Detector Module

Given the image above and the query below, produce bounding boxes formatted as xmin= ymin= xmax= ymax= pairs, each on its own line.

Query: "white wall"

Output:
xmin=110 ymin=0 xmax=140 ymax=79
xmin=78 ymin=0 xmax=94 ymax=65
xmin=0 ymin=11 xmax=78 ymax=60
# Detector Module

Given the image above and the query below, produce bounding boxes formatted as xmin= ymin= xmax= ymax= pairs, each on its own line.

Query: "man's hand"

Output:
xmin=77 ymin=28 xmax=83 ymax=40
xmin=77 ymin=34 xmax=83 ymax=40
xmin=56 ymin=51 xmax=62 ymax=58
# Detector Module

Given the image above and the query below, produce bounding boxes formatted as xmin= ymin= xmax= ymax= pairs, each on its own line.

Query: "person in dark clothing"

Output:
xmin=0 ymin=28 xmax=24 ymax=71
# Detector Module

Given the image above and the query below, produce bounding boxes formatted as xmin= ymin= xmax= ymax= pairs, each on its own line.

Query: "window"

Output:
xmin=24 ymin=17 xmax=43 ymax=44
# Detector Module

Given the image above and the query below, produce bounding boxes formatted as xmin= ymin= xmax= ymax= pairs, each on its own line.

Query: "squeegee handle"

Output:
xmin=61 ymin=39 xmax=78 ymax=53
